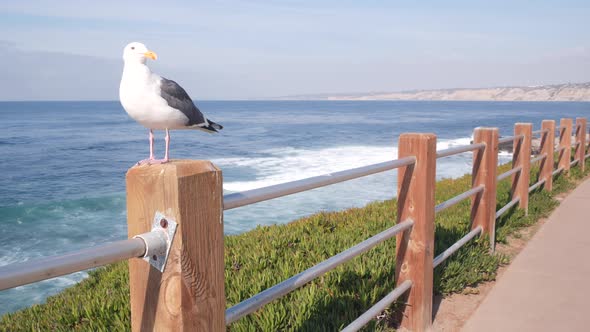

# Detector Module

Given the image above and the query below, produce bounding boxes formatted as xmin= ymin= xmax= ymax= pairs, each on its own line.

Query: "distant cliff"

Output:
xmin=283 ymin=82 xmax=590 ymax=102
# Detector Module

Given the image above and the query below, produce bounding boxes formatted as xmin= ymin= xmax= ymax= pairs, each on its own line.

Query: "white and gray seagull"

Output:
xmin=119 ymin=42 xmax=222 ymax=165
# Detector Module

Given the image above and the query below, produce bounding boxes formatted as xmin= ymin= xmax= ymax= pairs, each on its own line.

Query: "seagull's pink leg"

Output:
xmin=164 ymin=129 xmax=170 ymax=162
xmin=149 ymin=129 xmax=155 ymax=160
xmin=137 ymin=129 xmax=157 ymax=165
xmin=149 ymin=129 xmax=170 ymax=164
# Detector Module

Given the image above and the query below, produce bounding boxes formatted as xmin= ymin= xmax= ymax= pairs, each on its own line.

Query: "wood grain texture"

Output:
xmin=559 ymin=118 xmax=573 ymax=172
xmin=471 ymin=128 xmax=498 ymax=251
xmin=126 ymin=160 xmax=225 ymax=332
xmin=540 ymin=120 xmax=555 ymax=191
xmin=512 ymin=123 xmax=532 ymax=214
xmin=576 ymin=118 xmax=587 ymax=172
xmin=395 ymin=133 xmax=436 ymax=332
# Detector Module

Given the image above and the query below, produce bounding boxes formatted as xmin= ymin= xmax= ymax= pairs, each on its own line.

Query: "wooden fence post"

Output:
xmin=512 ymin=123 xmax=532 ymax=215
xmin=126 ymin=161 xmax=225 ymax=332
xmin=471 ymin=128 xmax=498 ymax=251
xmin=576 ymin=118 xmax=587 ymax=171
xmin=558 ymin=118 xmax=572 ymax=172
xmin=396 ymin=133 xmax=436 ymax=332
xmin=540 ymin=120 xmax=555 ymax=192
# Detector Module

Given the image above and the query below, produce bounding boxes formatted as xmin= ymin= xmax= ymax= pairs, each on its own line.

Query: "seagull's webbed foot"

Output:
xmin=136 ymin=157 xmax=169 ymax=165
xmin=148 ymin=157 xmax=169 ymax=164
xmin=137 ymin=158 xmax=154 ymax=165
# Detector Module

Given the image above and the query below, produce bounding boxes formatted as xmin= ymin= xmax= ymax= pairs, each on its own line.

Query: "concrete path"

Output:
xmin=462 ymin=178 xmax=590 ymax=332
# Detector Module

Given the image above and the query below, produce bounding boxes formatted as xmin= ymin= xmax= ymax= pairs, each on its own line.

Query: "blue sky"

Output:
xmin=0 ymin=1 xmax=588 ymax=100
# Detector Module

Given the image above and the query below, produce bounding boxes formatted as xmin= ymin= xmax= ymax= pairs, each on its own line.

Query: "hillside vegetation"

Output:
xmin=1 ymin=162 xmax=587 ymax=331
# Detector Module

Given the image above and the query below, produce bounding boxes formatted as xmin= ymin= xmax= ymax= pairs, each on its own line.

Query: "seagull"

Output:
xmin=119 ymin=42 xmax=222 ymax=165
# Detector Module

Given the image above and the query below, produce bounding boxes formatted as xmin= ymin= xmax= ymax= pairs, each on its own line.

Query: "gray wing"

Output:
xmin=158 ymin=77 xmax=207 ymax=127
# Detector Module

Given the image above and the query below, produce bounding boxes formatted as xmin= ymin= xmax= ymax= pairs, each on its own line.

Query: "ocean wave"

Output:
xmin=436 ymin=137 xmax=473 ymax=150
xmin=217 ymin=137 xmax=507 ymax=193
xmin=216 ymin=145 xmax=395 ymax=192
xmin=0 ymin=195 xmax=127 ymax=266
xmin=0 ymin=195 xmax=127 ymax=314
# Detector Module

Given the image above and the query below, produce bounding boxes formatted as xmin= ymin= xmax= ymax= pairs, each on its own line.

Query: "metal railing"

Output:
xmin=225 ymin=120 xmax=584 ymax=328
xmin=496 ymin=197 xmax=521 ymax=219
xmin=498 ymin=134 xmax=524 ymax=144
xmin=435 ymin=186 xmax=484 ymax=213
xmin=529 ymin=179 xmax=546 ymax=193
xmin=553 ymin=166 xmax=565 ymax=176
xmin=497 ymin=166 xmax=522 ymax=182
xmin=225 ymin=219 xmax=415 ymax=325
xmin=532 ymin=129 xmax=548 ymax=136
xmin=226 ymin=127 xmax=577 ymax=328
xmin=224 ymin=157 xmax=416 ymax=210
xmin=436 ymin=143 xmax=485 ymax=158
xmin=495 ymin=123 xmax=560 ymax=220
xmin=225 ymin=142 xmax=493 ymax=327
xmin=341 ymin=280 xmax=412 ymax=332
xmin=531 ymin=153 xmax=547 ymax=164
xmin=0 ymin=226 xmax=171 ymax=291
xmin=0 ymin=238 xmax=146 ymax=291
xmin=433 ymin=226 xmax=483 ymax=268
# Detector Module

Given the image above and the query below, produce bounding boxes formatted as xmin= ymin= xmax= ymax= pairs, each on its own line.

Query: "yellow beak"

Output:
xmin=144 ymin=51 xmax=158 ymax=60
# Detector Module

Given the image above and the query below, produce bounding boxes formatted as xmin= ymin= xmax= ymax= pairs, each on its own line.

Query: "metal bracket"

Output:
xmin=134 ymin=212 xmax=178 ymax=272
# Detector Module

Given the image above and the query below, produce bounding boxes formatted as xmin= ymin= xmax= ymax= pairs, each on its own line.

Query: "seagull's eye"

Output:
xmin=131 ymin=46 xmax=135 ymax=50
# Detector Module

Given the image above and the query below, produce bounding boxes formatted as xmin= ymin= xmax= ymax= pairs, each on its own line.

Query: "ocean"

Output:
xmin=0 ymin=100 xmax=588 ymax=314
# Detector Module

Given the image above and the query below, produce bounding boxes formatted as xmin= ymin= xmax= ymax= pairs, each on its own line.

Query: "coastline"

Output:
xmin=279 ymin=82 xmax=590 ymax=102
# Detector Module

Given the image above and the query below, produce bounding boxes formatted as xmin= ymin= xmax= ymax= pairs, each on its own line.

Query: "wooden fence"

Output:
xmin=124 ymin=117 xmax=589 ymax=331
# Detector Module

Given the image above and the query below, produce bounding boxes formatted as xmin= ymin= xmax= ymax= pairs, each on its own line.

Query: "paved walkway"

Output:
xmin=462 ymin=178 xmax=590 ymax=332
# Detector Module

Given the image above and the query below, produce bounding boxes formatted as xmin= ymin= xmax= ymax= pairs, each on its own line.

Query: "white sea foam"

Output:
xmin=216 ymin=145 xmax=397 ymax=192
xmin=217 ymin=137 xmax=507 ymax=193
xmin=435 ymin=137 xmax=474 ymax=150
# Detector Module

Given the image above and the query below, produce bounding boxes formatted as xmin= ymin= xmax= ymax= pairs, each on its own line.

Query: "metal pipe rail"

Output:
xmin=434 ymin=185 xmax=484 ymax=214
xmin=0 ymin=238 xmax=147 ymax=291
xmin=555 ymin=146 xmax=566 ymax=153
xmin=528 ymin=179 xmax=546 ymax=193
xmin=530 ymin=154 xmax=547 ymax=164
xmin=532 ymin=129 xmax=548 ymax=135
xmin=225 ymin=219 xmax=415 ymax=325
xmin=586 ymin=153 xmax=590 ymax=159
xmin=495 ymin=197 xmax=521 ymax=219
xmin=553 ymin=167 xmax=565 ymax=176
xmin=341 ymin=280 xmax=413 ymax=332
xmin=570 ymin=159 xmax=579 ymax=167
xmin=223 ymin=157 xmax=416 ymax=210
xmin=497 ymin=166 xmax=522 ymax=182
xmin=498 ymin=134 xmax=524 ymax=144
xmin=436 ymin=143 xmax=485 ymax=159
xmin=433 ymin=226 xmax=483 ymax=268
